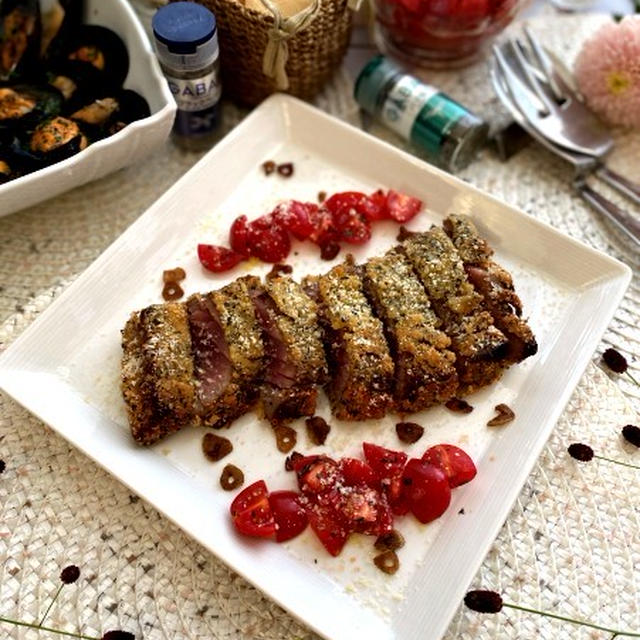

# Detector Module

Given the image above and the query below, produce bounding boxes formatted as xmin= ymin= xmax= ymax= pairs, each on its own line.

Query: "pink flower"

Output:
xmin=574 ymin=16 xmax=640 ymax=128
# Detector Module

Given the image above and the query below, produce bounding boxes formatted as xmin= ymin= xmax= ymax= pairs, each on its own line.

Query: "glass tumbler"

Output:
xmin=374 ymin=0 xmax=527 ymax=68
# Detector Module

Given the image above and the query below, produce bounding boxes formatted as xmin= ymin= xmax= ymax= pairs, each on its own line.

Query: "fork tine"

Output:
xmin=509 ymin=38 xmax=555 ymax=114
xmin=513 ymin=40 xmax=547 ymax=83
xmin=492 ymin=43 xmax=548 ymax=115
xmin=544 ymin=47 xmax=584 ymax=99
xmin=490 ymin=60 xmax=595 ymax=174
xmin=523 ymin=25 xmax=564 ymax=101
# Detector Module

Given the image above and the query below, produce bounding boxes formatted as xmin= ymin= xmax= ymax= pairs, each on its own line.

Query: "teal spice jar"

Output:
xmin=355 ymin=56 xmax=488 ymax=172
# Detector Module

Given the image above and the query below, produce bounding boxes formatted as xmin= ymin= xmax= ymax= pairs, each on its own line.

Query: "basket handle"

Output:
xmin=260 ymin=0 xmax=321 ymax=90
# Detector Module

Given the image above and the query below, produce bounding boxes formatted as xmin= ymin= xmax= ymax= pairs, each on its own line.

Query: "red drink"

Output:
xmin=375 ymin=0 xmax=525 ymax=67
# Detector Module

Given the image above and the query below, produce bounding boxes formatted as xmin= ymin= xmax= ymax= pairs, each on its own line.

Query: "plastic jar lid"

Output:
xmin=152 ymin=2 xmax=218 ymax=67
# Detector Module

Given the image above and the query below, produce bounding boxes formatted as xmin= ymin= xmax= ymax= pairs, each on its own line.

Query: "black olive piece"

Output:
xmin=445 ymin=397 xmax=473 ymax=414
xmin=373 ymin=550 xmax=400 ymax=574
xmin=277 ymin=162 xmax=294 ymax=177
xmin=202 ymin=433 xmax=233 ymax=462
xmin=395 ymin=421 xmax=424 ymax=443
xmin=274 ymin=425 xmax=297 ymax=453
xmin=220 ymin=464 xmax=244 ymax=491
xmin=305 ymin=416 xmax=331 ymax=445
xmin=486 ymin=403 xmax=515 ymax=426
xmin=162 ymin=281 xmax=184 ymax=301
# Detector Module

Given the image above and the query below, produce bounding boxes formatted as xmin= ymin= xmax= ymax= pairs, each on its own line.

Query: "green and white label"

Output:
xmin=380 ymin=75 xmax=438 ymax=140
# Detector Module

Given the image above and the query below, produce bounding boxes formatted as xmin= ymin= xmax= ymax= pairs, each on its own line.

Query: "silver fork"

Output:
xmin=493 ymin=28 xmax=640 ymax=206
xmin=491 ymin=60 xmax=640 ymax=247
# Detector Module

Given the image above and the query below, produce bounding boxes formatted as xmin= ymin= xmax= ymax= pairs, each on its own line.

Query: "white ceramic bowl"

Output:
xmin=0 ymin=0 xmax=176 ymax=217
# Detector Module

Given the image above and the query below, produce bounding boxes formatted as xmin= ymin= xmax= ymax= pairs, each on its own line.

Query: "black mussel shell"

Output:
xmin=12 ymin=115 xmax=88 ymax=167
xmin=0 ymin=82 xmax=64 ymax=137
xmin=0 ymin=0 xmax=42 ymax=81
xmin=41 ymin=0 xmax=84 ymax=62
xmin=56 ymin=24 xmax=129 ymax=88
xmin=46 ymin=58 xmax=116 ymax=111
xmin=8 ymin=135 xmax=42 ymax=172
xmin=0 ymin=149 xmax=15 ymax=183
xmin=69 ymin=88 xmax=150 ymax=139
xmin=4 ymin=133 xmax=38 ymax=174
xmin=0 ymin=112 xmax=13 ymax=145
xmin=114 ymin=89 xmax=150 ymax=123
xmin=0 ymin=139 xmax=35 ymax=181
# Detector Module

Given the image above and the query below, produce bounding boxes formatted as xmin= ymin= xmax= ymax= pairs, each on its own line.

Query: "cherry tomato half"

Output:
xmin=230 ymin=480 xmax=276 ymax=538
xmin=295 ymin=456 xmax=341 ymax=494
xmin=386 ymin=190 xmax=422 ymax=223
xmin=362 ymin=442 xmax=410 ymax=516
xmin=333 ymin=207 xmax=372 ymax=245
xmin=359 ymin=189 xmax=388 ymax=222
xmin=305 ymin=497 xmax=350 ymax=557
xmin=274 ymin=201 xmax=317 ymax=241
xmin=322 ymin=191 xmax=366 ymax=217
xmin=229 ymin=215 xmax=251 ymax=257
xmin=268 ymin=490 xmax=308 ymax=542
xmin=247 ymin=215 xmax=291 ymax=263
xmin=422 ymin=444 xmax=477 ymax=487
xmin=339 ymin=485 xmax=393 ymax=537
xmin=198 ymin=244 xmax=244 ymax=273
xmin=339 ymin=457 xmax=378 ymax=489
xmin=401 ymin=459 xmax=451 ymax=524
xmin=308 ymin=206 xmax=338 ymax=247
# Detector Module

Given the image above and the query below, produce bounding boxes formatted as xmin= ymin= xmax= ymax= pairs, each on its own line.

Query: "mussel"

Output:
xmin=0 ymin=0 xmax=41 ymax=81
xmin=45 ymin=57 xmax=107 ymax=110
xmin=69 ymin=88 xmax=150 ymax=139
xmin=11 ymin=114 xmax=88 ymax=169
xmin=41 ymin=0 xmax=83 ymax=61
xmin=55 ymin=24 xmax=129 ymax=88
xmin=0 ymin=83 xmax=63 ymax=135
xmin=0 ymin=151 xmax=14 ymax=182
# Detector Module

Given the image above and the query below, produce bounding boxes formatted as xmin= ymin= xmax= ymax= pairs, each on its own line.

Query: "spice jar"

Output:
xmin=354 ymin=56 xmax=488 ymax=172
xmin=152 ymin=1 xmax=221 ymax=151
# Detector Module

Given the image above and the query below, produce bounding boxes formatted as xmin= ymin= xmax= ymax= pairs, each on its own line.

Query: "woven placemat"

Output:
xmin=1 ymin=11 xmax=639 ymax=640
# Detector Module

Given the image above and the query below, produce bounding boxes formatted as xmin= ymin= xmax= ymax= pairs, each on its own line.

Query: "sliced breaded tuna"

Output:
xmin=308 ymin=258 xmax=394 ymax=420
xmin=443 ymin=214 xmax=538 ymax=363
xmin=188 ymin=275 xmax=264 ymax=428
xmin=362 ymin=247 xmax=458 ymax=412
xmin=250 ymin=275 xmax=328 ymax=424
xmin=402 ymin=227 xmax=509 ymax=395
xmin=121 ymin=302 xmax=197 ymax=445
xmin=186 ymin=293 xmax=231 ymax=418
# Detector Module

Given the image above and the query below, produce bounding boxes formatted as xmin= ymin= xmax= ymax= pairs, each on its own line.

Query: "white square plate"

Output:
xmin=0 ymin=94 xmax=631 ymax=640
xmin=0 ymin=0 xmax=176 ymax=217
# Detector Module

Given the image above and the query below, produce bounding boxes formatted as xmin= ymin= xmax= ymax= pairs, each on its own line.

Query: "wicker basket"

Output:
xmin=192 ymin=0 xmax=354 ymax=106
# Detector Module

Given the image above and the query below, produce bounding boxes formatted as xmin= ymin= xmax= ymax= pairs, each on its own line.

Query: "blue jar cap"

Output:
xmin=152 ymin=2 xmax=216 ymax=54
